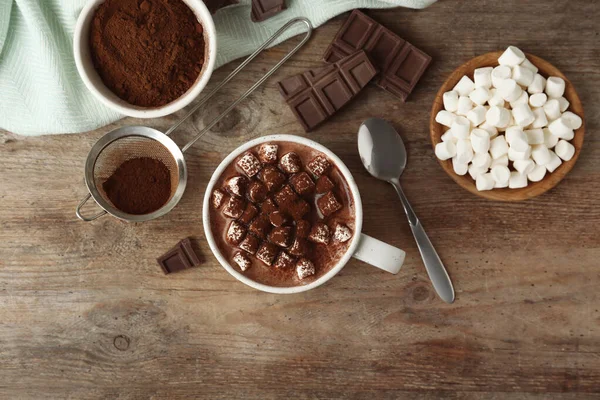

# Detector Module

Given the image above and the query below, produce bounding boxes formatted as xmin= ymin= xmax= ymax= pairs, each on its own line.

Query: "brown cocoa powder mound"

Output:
xmin=90 ymin=0 xmax=206 ymax=108
xmin=102 ymin=157 xmax=172 ymax=215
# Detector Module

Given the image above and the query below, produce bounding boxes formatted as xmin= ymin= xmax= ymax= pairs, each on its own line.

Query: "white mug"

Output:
xmin=203 ymin=135 xmax=405 ymax=294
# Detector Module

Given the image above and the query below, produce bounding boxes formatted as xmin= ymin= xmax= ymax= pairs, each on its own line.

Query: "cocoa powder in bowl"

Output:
xmin=89 ymin=0 xmax=206 ymax=108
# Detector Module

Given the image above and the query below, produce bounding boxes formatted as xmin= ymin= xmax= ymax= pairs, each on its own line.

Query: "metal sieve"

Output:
xmin=76 ymin=18 xmax=312 ymax=222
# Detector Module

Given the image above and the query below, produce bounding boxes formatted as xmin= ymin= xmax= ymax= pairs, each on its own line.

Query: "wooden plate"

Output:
xmin=429 ymin=51 xmax=585 ymax=201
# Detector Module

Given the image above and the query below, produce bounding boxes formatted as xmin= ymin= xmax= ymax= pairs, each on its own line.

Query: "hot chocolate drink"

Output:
xmin=209 ymin=141 xmax=356 ymax=287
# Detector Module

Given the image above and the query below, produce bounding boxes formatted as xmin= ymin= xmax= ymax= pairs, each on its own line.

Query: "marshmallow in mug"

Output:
xmin=434 ymin=45 xmax=582 ymax=191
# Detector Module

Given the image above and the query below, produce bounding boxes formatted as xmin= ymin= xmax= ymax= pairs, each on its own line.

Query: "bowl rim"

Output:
xmin=429 ymin=51 xmax=585 ymax=201
xmin=202 ymin=134 xmax=364 ymax=294
xmin=73 ymin=0 xmax=217 ymax=118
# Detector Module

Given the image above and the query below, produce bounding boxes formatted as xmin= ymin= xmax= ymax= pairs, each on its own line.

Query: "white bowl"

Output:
xmin=73 ymin=0 xmax=217 ymax=118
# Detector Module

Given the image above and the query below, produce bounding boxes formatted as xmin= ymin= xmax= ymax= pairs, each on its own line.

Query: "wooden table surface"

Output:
xmin=1 ymin=1 xmax=599 ymax=398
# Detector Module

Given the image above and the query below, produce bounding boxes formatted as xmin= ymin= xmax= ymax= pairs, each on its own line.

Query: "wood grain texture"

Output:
xmin=430 ymin=51 xmax=585 ymax=201
xmin=1 ymin=0 xmax=600 ymax=398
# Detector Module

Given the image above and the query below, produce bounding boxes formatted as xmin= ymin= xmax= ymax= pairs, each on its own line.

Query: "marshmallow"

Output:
xmin=479 ymin=122 xmax=498 ymax=138
xmin=441 ymin=129 xmax=456 ymax=143
xmin=545 ymin=76 xmax=565 ymax=98
xmin=512 ymin=103 xmax=535 ymax=127
xmin=476 ymin=173 xmax=495 ymax=191
xmin=529 ymin=93 xmax=547 ymax=108
xmin=545 ymin=150 xmax=562 ymax=172
xmin=457 ymin=95 xmax=474 ymax=116
xmin=510 ymin=91 xmax=529 ymax=108
xmin=456 ymin=139 xmax=474 ymax=164
xmin=525 ymin=128 xmax=544 ymax=145
xmin=491 ymin=165 xmax=511 ymax=186
xmin=491 ymin=65 xmax=512 ymax=88
xmin=507 ymin=128 xmax=530 ymax=152
xmin=513 ymin=159 xmax=535 ymax=175
xmin=453 ymin=75 xmax=475 ymax=96
xmin=543 ymin=128 xmax=559 ymax=148
xmin=435 ymin=110 xmax=456 ymax=127
xmin=512 ymin=65 xmax=535 ymax=87
xmin=508 ymin=146 xmax=531 ymax=161
xmin=468 ymin=164 xmax=487 ymax=180
xmin=470 ymin=129 xmax=491 ymax=153
xmin=435 ymin=141 xmax=456 ymax=160
xmin=451 ymin=116 xmax=471 ymax=139
xmin=498 ymin=79 xmax=523 ymax=102
xmin=520 ymin=58 xmax=538 ymax=74
xmin=487 ymin=88 xmax=505 ymax=107
xmin=472 ymin=152 xmax=492 ymax=170
xmin=443 ymin=90 xmax=459 ymax=112
xmin=498 ymin=46 xmax=526 ymax=67
xmin=527 ymin=74 xmax=546 ymax=94
xmin=543 ymin=99 xmax=561 ymax=121
xmin=491 ymin=154 xmax=509 ymax=168
xmin=531 ymin=107 xmax=548 ymax=129
xmin=504 ymin=126 xmax=524 ymax=144
xmin=474 ymin=67 xmax=493 ymax=88
xmin=555 ymin=139 xmax=575 ymax=161
xmin=509 ymin=171 xmax=528 ymax=189
xmin=490 ymin=135 xmax=509 ymax=159
xmin=561 ymin=111 xmax=582 ymax=130
xmin=557 ymin=96 xmax=570 ymax=112
xmin=528 ymin=163 xmax=547 ymax=182
xmin=467 ymin=105 xmax=487 ymax=126
xmin=486 ymin=106 xmax=510 ymax=128
xmin=548 ymin=117 xmax=574 ymax=140
xmin=531 ymin=144 xmax=551 ymax=165
xmin=452 ymin=157 xmax=468 ymax=176
xmin=469 ymin=86 xmax=490 ymax=105
xmin=494 ymin=179 xmax=509 ymax=189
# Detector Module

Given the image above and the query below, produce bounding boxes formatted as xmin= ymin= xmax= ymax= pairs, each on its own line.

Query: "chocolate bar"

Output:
xmin=251 ymin=0 xmax=286 ymax=22
xmin=277 ymin=50 xmax=377 ymax=131
xmin=323 ymin=10 xmax=431 ymax=101
xmin=157 ymin=238 xmax=202 ymax=274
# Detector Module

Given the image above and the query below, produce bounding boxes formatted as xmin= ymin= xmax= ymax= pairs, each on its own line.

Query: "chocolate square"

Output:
xmin=157 ymin=238 xmax=202 ymax=274
xmin=287 ymin=88 xmax=329 ymax=131
xmin=251 ymin=0 xmax=286 ymax=22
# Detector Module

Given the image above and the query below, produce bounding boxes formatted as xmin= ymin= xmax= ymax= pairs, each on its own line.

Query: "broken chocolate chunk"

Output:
xmin=239 ymin=234 xmax=260 ymax=254
xmin=317 ymin=191 xmax=342 ymax=217
xmin=226 ymin=220 xmax=247 ymax=245
xmin=290 ymin=171 xmax=315 ymax=196
xmin=256 ymin=242 xmax=279 ymax=265
xmin=247 ymin=180 xmax=268 ymax=203
xmin=308 ymin=222 xmax=330 ymax=244
xmin=251 ymin=0 xmax=286 ymax=22
xmin=307 ymin=155 xmax=331 ymax=177
xmin=233 ymin=251 xmax=252 ymax=271
xmin=269 ymin=210 xmax=288 ymax=227
xmin=259 ymin=165 xmax=286 ymax=192
xmin=274 ymin=251 xmax=295 ymax=269
xmin=225 ymin=176 xmax=247 ymax=197
xmin=157 ymin=238 xmax=202 ymax=274
xmin=222 ymin=196 xmax=246 ymax=219
xmin=295 ymin=220 xmax=311 ymax=238
xmin=258 ymin=143 xmax=278 ymax=164
xmin=315 ymin=175 xmax=334 ymax=194
xmin=279 ymin=152 xmax=302 ymax=174
xmin=248 ymin=213 xmax=271 ymax=239
xmin=296 ymin=258 xmax=315 ymax=279
xmin=237 ymin=152 xmax=262 ymax=177
xmin=268 ymin=226 xmax=293 ymax=247
xmin=238 ymin=203 xmax=259 ymax=225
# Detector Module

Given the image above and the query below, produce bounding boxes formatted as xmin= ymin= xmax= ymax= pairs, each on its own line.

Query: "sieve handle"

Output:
xmin=76 ymin=193 xmax=108 ymax=222
xmin=164 ymin=17 xmax=313 ymax=152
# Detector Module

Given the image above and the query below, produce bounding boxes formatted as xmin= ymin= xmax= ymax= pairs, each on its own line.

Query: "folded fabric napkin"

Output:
xmin=0 ymin=0 xmax=435 ymax=136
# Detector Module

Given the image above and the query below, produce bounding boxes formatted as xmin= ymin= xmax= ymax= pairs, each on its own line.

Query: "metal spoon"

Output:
xmin=358 ymin=118 xmax=455 ymax=303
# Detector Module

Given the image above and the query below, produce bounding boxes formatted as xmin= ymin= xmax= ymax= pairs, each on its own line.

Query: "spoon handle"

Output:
xmin=390 ymin=179 xmax=455 ymax=303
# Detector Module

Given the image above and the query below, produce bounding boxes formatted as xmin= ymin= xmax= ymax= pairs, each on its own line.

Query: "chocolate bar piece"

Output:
xmin=157 ymin=238 xmax=202 ymax=274
xmin=251 ymin=0 xmax=286 ymax=22
xmin=204 ymin=0 xmax=238 ymax=14
xmin=277 ymin=50 xmax=377 ymax=131
xmin=323 ymin=10 xmax=431 ymax=101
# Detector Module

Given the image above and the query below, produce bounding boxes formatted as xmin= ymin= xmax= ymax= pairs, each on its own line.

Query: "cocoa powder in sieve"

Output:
xmin=103 ymin=157 xmax=172 ymax=215
xmin=90 ymin=0 xmax=206 ymax=107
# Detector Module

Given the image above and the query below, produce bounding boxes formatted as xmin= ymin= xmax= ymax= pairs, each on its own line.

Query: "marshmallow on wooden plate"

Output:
xmin=486 ymin=106 xmax=510 ymax=128
xmin=441 ymin=129 xmax=456 ymax=143
xmin=468 ymin=164 xmax=487 ymax=180
xmin=531 ymin=107 xmax=548 ymax=129
xmin=508 ymin=146 xmax=531 ymax=161
xmin=451 ymin=116 xmax=471 ymax=139
xmin=457 ymin=96 xmax=474 ymax=116
xmin=469 ymin=87 xmax=491 ymax=105
xmin=512 ymin=103 xmax=536 ymax=127
xmin=476 ymin=173 xmax=495 ymax=191
xmin=528 ymin=163 xmax=546 ymax=182
xmin=491 ymin=154 xmax=509 ymax=168
xmin=506 ymin=127 xmax=530 ymax=152
xmin=528 ymin=74 xmax=546 ymax=94
xmin=474 ymin=67 xmax=493 ymax=88
xmin=491 ymin=66 xmax=511 ymax=88
xmin=443 ymin=91 xmax=459 ymax=112
xmin=509 ymin=91 xmax=529 ymax=108
xmin=561 ymin=111 xmax=582 ymax=130
xmin=491 ymin=165 xmax=511 ymax=187
xmin=467 ymin=105 xmax=487 ymax=126
xmin=545 ymin=150 xmax=562 ymax=172
xmin=531 ymin=144 xmax=551 ymax=165
xmin=454 ymin=75 xmax=475 ymax=96
xmin=456 ymin=139 xmax=474 ymax=164
xmin=509 ymin=171 xmax=528 ymax=189
xmin=529 ymin=93 xmax=547 ymax=108
xmin=479 ymin=122 xmax=498 ymax=138
xmin=489 ymin=135 xmax=509 ymax=159
xmin=545 ymin=76 xmax=565 ymax=98
xmin=543 ymin=99 xmax=561 ymax=120
xmin=471 ymin=129 xmax=491 ymax=153
xmin=498 ymin=46 xmax=526 ymax=67
xmin=548 ymin=117 xmax=574 ymax=140
xmin=520 ymin=58 xmax=538 ymax=74
xmin=512 ymin=65 xmax=535 ymax=86
xmin=513 ymin=159 xmax=535 ymax=175
xmin=543 ymin=127 xmax=559 ymax=148
xmin=435 ymin=110 xmax=456 ymax=127
xmin=557 ymin=97 xmax=570 ymax=112
xmin=452 ymin=157 xmax=468 ymax=175
xmin=555 ymin=139 xmax=575 ymax=161
xmin=435 ymin=141 xmax=457 ymax=160
xmin=498 ymin=79 xmax=523 ymax=102
xmin=472 ymin=152 xmax=492 ymax=170
xmin=525 ymin=128 xmax=544 ymax=145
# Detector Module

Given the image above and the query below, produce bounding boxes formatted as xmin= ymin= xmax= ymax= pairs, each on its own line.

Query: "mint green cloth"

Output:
xmin=0 ymin=0 xmax=435 ymax=136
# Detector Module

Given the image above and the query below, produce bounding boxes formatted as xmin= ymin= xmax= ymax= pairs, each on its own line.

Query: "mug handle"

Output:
xmin=352 ymin=233 xmax=405 ymax=274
